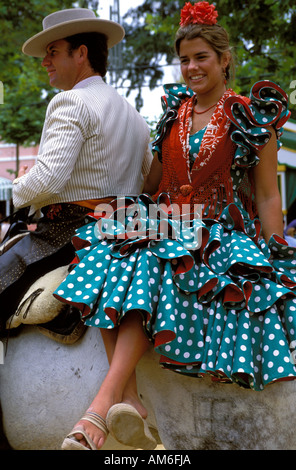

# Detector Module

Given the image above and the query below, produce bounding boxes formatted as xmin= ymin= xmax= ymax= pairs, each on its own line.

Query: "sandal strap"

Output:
xmin=81 ymin=411 xmax=108 ymax=436
xmin=66 ymin=425 xmax=97 ymax=450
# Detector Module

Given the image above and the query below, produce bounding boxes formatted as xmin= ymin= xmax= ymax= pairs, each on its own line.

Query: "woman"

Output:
xmin=56 ymin=2 xmax=296 ymax=451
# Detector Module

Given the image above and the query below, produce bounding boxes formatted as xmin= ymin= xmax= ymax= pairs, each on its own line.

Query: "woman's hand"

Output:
xmin=142 ymin=153 xmax=162 ymax=195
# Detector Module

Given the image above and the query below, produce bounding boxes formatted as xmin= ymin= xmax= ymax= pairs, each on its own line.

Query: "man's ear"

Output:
xmin=77 ymin=44 xmax=88 ymax=64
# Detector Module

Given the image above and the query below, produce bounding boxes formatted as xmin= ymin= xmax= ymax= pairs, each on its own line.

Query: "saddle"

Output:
xmin=5 ymin=263 xmax=86 ymax=344
xmin=1 ymin=226 xmax=86 ymax=345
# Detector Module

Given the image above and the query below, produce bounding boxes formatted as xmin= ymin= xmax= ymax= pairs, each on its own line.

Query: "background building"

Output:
xmin=0 ymin=143 xmax=38 ymax=218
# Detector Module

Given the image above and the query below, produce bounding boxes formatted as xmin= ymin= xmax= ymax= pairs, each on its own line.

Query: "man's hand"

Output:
xmin=17 ymin=165 xmax=28 ymax=177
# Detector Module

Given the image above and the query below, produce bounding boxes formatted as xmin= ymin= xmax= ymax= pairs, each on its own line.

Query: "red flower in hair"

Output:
xmin=180 ymin=1 xmax=218 ymax=27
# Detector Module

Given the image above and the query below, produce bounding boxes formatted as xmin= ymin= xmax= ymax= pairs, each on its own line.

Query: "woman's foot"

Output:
xmin=65 ymin=392 xmax=148 ymax=450
xmin=106 ymin=403 xmax=157 ymax=450
xmin=122 ymin=388 xmax=148 ymax=420
xmin=61 ymin=411 xmax=108 ymax=450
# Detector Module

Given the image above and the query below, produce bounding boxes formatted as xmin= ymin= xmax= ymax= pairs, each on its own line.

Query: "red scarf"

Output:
xmin=154 ymin=89 xmax=242 ymax=218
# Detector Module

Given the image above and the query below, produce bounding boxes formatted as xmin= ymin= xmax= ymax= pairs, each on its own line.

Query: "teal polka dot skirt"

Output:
xmin=54 ymin=196 xmax=296 ymax=391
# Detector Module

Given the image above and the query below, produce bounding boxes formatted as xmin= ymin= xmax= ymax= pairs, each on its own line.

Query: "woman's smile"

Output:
xmin=189 ymin=74 xmax=206 ymax=84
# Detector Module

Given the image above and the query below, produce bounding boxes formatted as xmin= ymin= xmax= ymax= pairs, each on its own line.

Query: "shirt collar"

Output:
xmin=73 ymin=75 xmax=103 ymax=89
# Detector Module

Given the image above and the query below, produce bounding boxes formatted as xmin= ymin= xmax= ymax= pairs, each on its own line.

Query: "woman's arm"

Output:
xmin=142 ymin=152 xmax=162 ymax=195
xmin=252 ymin=127 xmax=283 ymax=241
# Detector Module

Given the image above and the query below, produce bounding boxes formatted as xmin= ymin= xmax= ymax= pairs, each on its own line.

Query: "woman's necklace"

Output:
xmin=193 ymin=102 xmax=218 ymax=115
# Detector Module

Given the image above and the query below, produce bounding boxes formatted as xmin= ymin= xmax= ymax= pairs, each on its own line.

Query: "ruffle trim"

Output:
xmin=224 ymin=80 xmax=290 ymax=168
xmin=70 ymin=194 xmax=296 ymax=313
xmin=54 ymin=195 xmax=296 ymax=390
xmin=152 ymin=80 xmax=290 ymax=169
xmin=152 ymin=83 xmax=193 ymax=154
xmin=158 ymin=299 xmax=296 ymax=391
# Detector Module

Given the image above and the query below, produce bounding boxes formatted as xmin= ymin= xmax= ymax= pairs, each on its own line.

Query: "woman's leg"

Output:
xmin=101 ymin=327 xmax=148 ymax=418
xmin=73 ymin=310 xmax=151 ymax=449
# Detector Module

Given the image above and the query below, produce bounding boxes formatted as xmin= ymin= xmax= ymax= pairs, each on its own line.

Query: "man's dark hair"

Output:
xmin=65 ymin=32 xmax=108 ymax=77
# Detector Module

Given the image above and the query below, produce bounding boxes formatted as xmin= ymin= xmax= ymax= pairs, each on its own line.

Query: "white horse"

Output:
xmin=1 ymin=255 xmax=296 ymax=450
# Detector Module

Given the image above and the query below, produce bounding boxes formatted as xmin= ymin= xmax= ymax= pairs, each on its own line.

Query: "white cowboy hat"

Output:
xmin=22 ymin=8 xmax=125 ymax=57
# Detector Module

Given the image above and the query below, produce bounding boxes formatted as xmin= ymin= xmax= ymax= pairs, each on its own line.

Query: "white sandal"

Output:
xmin=61 ymin=411 xmax=108 ymax=450
xmin=106 ymin=403 xmax=157 ymax=450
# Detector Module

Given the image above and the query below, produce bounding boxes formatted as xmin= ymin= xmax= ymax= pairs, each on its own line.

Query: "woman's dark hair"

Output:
xmin=65 ymin=32 xmax=108 ymax=77
xmin=175 ymin=23 xmax=235 ymax=83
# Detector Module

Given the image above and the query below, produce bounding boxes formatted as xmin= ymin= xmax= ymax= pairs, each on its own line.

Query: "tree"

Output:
xmin=118 ymin=1 xmax=179 ymax=109
xmin=3 ymin=73 xmax=46 ymax=177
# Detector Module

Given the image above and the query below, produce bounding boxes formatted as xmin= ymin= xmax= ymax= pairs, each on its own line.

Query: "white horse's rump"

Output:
xmin=2 ymin=323 xmax=296 ymax=450
xmin=1 ymin=256 xmax=296 ymax=450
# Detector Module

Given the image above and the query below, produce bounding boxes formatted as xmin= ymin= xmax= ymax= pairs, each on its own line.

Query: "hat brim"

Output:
xmin=22 ymin=18 xmax=125 ymax=57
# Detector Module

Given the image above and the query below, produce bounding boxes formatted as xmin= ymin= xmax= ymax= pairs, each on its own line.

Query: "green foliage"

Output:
xmin=215 ymin=0 xmax=296 ymax=96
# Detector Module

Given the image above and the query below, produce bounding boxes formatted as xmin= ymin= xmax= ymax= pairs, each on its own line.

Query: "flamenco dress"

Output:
xmin=54 ymin=81 xmax=296 ymax=391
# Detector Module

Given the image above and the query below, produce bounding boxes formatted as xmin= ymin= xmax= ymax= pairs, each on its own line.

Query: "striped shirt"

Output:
xmin=13 ymin=76 xmax=153 ymax=211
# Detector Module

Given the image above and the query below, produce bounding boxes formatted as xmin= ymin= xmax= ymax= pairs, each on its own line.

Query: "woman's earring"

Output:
xmin=223 ymin=69 xmax=227 ymax=85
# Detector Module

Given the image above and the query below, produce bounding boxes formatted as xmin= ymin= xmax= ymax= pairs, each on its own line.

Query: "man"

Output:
xmin=0 ymin=8 xmax=152 ymax=328
xmin=284 ymin=220 xmax=296 ymax=247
